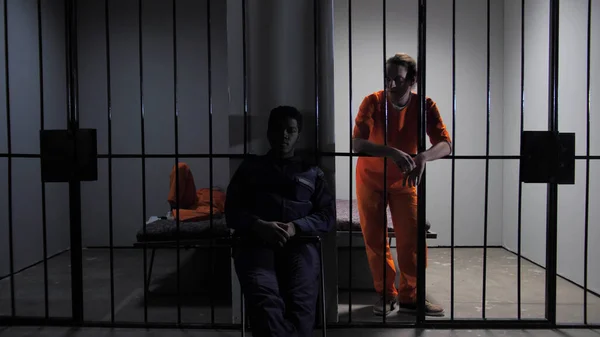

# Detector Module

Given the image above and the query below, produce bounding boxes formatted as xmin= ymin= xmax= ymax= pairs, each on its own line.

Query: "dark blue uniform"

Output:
xmin=225 ymin=153 xmax=335 ymax=337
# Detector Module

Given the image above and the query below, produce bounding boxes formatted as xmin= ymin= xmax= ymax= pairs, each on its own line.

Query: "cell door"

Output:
xmin=0 ymin=0 xmax=86 ymax=322
xmin=334 ymin=0 xmax=597 ymax=329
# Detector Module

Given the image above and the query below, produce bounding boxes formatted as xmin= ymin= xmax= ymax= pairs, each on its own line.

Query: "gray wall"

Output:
xmin=333 ymin=0 xmax=505 ymax=247
xmin=76 ymin=0 xmax=231 ymax=247
xmin=246 ymin=0 xmax=317 ymax=154
xmin=503 ymin=0 xmax=600 ymax=295
xmin=0 ymin=0 xmax=70 ymax=278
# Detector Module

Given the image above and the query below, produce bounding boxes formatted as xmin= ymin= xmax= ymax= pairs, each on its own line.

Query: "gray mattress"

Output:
xmin=335 ymin=199 xmax=393 ymax=231
xmin=136 ymin=216 xmax=230 ymax=242
xmin=136 ymin=200 xmax=410 ymax=243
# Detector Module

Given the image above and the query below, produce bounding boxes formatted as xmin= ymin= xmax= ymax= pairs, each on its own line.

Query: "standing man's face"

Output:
xmin=385 ymin=64 xmax=415 ymax=97
xmin=268 ymin=117 xmax=300 ymax=158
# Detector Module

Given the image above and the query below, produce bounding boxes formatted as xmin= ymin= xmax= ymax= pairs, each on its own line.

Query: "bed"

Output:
xmin=134 ymin=199 xmax=436 ymax=293
xmin=135 ymin=199 xmax=436 ymax=244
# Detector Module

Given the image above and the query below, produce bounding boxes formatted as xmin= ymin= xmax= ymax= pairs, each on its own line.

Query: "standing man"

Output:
xmin=352 ymin=53 xmax=452 ymax=316
xmin=225 ymin=106 xmax=335 ymax=337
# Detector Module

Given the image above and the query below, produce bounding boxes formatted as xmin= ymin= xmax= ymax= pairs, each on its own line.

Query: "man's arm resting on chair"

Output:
xmin=291 ymin=169 xmax=336 ymax=236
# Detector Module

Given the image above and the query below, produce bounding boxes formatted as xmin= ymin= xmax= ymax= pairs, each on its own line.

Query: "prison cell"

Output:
xmin=0 ymin=0 xmax=599 ymax=333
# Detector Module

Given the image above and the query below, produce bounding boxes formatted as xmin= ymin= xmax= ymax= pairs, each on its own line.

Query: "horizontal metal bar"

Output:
xmin=0 ymin=317 xmax=244 ymax=329
xmin=100 ymin=153 xmax=243 ymax=158
xmin=5 ymin=316 xmax=600 ymax=330
xmin=2 ymin=152 xmax=600 ymax=160
xmin=0 ymin=153 xmax=41 ymax=158
xmin=339 ymin=244 xmax=503 ymax=249
xmin=4 ymin=152 xmax=600 ymax=160
xmin=327 ymin=320 xmax=556 ymax=330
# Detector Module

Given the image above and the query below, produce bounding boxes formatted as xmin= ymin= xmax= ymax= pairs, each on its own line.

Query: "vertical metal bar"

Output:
xmin=206 ymin=0 xmax=215 ymax=325
xmin=104 ymin=0 xmax=115 ymax=323
xmin=347 ymin=0 xmax=353 ymax=323
xmin=381 ymin=0 xmax=388 ymax=324
xmin=63 ymin=0 xmax=70 ymax=129
xmin=137 ymin=0 xmax=149 ymax=323
xmin=36 ymin=0 xmax=49 ymax=320
xmin=241 ymin=0 xmax=248 ymax=330
xmin=172 ymin=0 xmax=182 ymax=325
xmin=545 ymin=0 xmax=559 ymax=324
xmin=314 ymin=0 xmax=319 ymax=162
xmin=450 ymin=0 xmax=456 ymax=321
xmin=3 ymin=0 xmax=15 ymax=319
xmin=242 ymin=0 xmax=247 ymax=155
xmin=313 ymin=0 xmax=322 ymax=329
xmin=583 ymin=0 xmax=592 ymax=325
xmin=416 ymin=0 xmax=427 ymax=324
xmin=65 ymin=0 xmax=84 ymax=322
xmin=517 ymin=0 xmax=525 ymax=321
xmin=66 ymin=0 xmax=80 ymax=126
xmin=482 ymin=0 xmax=491 ymax=320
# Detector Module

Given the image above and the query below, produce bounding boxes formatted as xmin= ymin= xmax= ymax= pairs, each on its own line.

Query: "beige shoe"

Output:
xmin=397 ymin=299 xmax=445 ymax=317
xmin=372 ymin=296 xmax=397 ymax=316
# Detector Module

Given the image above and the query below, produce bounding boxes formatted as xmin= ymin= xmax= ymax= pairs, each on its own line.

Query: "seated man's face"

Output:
xmin=268 ymin=117 xmax=300 ymax=158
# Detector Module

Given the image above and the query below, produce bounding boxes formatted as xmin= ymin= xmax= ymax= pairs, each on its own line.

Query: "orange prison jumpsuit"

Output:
xmin=353 ymin=91 xmax=451 ymax=303
xmin=168 ymin=163 xmax=226 ymax=222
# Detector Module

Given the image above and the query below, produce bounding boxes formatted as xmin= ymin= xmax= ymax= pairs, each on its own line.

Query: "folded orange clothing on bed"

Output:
xmin=171 ymin=188 xmax=226 ymax=222
xmin=168 ymin=163 xmax=226 ymax=222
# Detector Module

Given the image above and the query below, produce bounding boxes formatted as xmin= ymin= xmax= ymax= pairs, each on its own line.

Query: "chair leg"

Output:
xmin=319 ymin=240 xmax=327 ymax=337
xmin=146 ymin=248 xmax=156 ymax=293
xmin=241 ymin=294 xmax=246 ymax=337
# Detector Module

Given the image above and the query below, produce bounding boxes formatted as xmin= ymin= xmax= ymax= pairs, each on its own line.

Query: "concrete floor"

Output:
xmin=338 ymin=248 xmax=600 ymax=323
xmin=0 ymin=248 xmax=599 ymax=326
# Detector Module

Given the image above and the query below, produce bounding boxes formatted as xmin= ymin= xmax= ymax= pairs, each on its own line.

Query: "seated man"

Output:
xmin=225 ymin=106 xmax=335 ymax=337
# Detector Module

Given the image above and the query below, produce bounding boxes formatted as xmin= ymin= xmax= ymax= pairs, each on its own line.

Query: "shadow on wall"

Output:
xmin=247 ymin=0 xmax=316 ymax=154
xmin=229 ymin=110 xmax=317 ymax=153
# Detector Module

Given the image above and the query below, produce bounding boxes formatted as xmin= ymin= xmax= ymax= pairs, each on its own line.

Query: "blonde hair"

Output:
xmin=386 ymin=53 xmax=417 ymax=82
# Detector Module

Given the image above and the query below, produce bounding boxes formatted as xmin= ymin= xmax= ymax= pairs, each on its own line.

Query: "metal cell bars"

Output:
xmin=174 ymin=0 xmax=183 ymax=324
xmin=137 ymin=0 xmax=149 ymax=323
xmin=104 ymin=0 xmax=115 ymax=323
xmin=583 ymin=0 xmax=592 ymax=325
xmin=65 ymin=0 xmax=84 ymax=322
xmin=314 ymin=0 xmax=320 ymax=160
xmin=346 ymin=0 xmax=353 ymax=323
xmin=136 ymin=0 xmax=218 ymax=324
xmin=416 ymin=0 xmax=427 ymax=324
xmin=3 ymin=0 xmax=600 ymax=332
xmin=517 ymin=0 xmax=525 ymax=321
xmin=450 ymin=0 xmax=456 ymax=321
xmin=546 ymin=0 xmax=560 ymax=324
xmin=242 ymin=0 xmax=248 ymax=155
xmin=3 ymin=0 xmax=15 ymax=318
xmin=206 ymin=0 xmax=217 ymax=325
xmin=381 ymin=0 xmax=389 ymax=324
xmin=482 ymin=0 xmax=491 ymax=320
xmin=37 ymin=0 xmax=50 ymax=320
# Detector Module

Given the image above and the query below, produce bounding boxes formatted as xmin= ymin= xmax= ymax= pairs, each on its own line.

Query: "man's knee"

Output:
xmin=243 ymin=283 xmax=283 ymax=311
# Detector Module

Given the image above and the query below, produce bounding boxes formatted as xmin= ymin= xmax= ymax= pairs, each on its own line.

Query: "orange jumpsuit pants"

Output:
xmin=354 ymin=90 xmax=451 ymax=303
xmin=356 ymin=175 xmax=423 ymax=303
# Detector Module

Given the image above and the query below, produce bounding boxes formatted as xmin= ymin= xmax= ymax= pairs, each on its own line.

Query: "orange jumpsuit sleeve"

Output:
xmin=426 ymin=99 xmax=452 ymax=147
xmin=352 ymin=95 xmax=376 ymax=140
